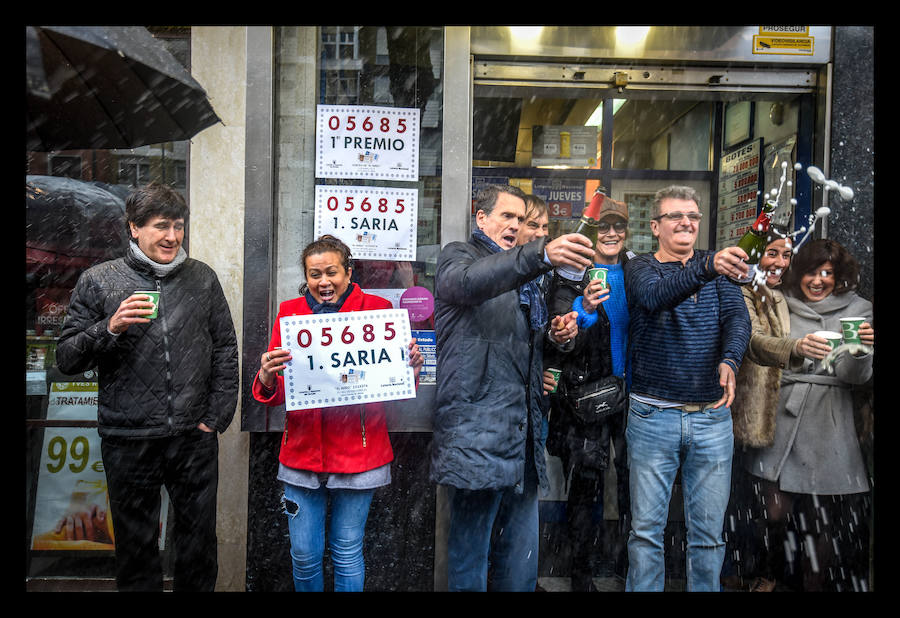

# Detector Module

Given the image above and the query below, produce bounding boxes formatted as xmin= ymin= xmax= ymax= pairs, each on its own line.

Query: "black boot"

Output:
xmin=571 ymin=571 xmax=598 ymax=592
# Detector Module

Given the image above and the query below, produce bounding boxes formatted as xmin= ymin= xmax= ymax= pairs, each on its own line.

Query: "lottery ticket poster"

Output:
xmin=315 ymin=105 xmax=419 ymax=181
xmin=279 ymin=309 xmax=417 ymax=411
xmin=314 ymin=185 xmax=418 ymax=261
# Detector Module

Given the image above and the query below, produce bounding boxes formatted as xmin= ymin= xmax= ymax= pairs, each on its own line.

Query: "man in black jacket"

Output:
xmin=431 ymin=184 xmax=594 ymax=591
xmin=57 ymin=182 xmax=239 ymax=591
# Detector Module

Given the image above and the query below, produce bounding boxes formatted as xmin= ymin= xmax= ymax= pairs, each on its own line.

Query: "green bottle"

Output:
xmin=730 ymin=195 xmax=792 ymax=284
xmin=556 ymin=190 xmax=604 ymax=281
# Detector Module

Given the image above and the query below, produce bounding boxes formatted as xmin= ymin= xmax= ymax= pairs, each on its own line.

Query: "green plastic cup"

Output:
xmin=587 ymin=267 xmax=608 ymax=289
xmin=546 ymin=368 xmax=562 ymax=393
xmin=135 ymin=290 xmax=160 ymax=319
xmin=814 ymin=330 xmax=842 ymax=350
xmin=839 ymin=317 xmax=866 ymax=345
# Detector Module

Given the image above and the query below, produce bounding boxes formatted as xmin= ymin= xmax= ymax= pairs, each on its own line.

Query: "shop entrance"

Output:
xmin=463 ymin=27 xmax=826 ymax=591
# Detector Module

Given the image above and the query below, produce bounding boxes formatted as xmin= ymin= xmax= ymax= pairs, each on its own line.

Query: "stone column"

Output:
xmin=189 ymin=26 xmax=250 ymax=592
xmin=827 ymin=26 xmax=875 ymax=301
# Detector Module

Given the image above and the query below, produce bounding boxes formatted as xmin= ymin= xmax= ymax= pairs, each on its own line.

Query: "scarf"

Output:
xmin=128 ymin=241 xmax=187 ymax=278
xmin=784 ymin=289 xmax=858 ymax=322
xmin=472 ymin=229 xmax=547 ymax=331
xmin=305 ymin=283 xmax=355 ymax=314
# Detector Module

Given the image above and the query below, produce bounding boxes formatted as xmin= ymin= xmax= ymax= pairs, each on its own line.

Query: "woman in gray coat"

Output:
xmin=743 ymin=238 xmax=874 ymax=591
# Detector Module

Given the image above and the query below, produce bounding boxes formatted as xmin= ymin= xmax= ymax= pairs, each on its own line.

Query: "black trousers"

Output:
xmin=101 ymin=428 xmax=219 ymax=591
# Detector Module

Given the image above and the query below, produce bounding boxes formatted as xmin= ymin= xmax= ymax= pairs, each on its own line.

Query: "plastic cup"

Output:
xmin=546 ymin=368 xmax=562 ymax=393
xmin=587 ymin=268 xmax=608 ymax=289
xmin=839 ymin=317 xmax=866 ymax=345
xmin=135 ymin=290 xmax=159 ymax=319
xmin=814 ymin=330 xmax=843 ymax=350
xmin=275 ymin=346 xmax=285 ymax=376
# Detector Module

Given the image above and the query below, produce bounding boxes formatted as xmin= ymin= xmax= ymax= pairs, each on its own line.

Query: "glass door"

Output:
xmin=468 ymin=47 xmax=817 ymax=590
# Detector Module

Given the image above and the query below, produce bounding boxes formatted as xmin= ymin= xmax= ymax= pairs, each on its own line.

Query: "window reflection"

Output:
xmin=314 ymin=26 xmax=444 ymax=329
xmin=25 ymin=28 xmax=193 ymax=586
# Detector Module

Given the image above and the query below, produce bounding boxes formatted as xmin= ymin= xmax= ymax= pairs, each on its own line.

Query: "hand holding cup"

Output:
xmin=544 ymin=368 xmax=561 ymax=395
xmin=259 ymin=347 xmax=292 ymax=388
xmin=582 ymin=276 xmax=610 ymax=313
xmin=108 ymin=292 xmax=158 ymax=334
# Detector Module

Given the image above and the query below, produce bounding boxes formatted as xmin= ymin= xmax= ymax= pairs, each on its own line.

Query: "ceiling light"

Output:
xmin=615 ymin=26 xmax=651 ymax=46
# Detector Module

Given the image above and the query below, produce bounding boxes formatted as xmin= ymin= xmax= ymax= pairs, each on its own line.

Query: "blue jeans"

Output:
xmin=625 ymin=399 xmax=733 ymax=592
xmin=281 ymin=482 xmax=375 ymax=592
xmin=445 ymin=480 xmax=539 ymax=591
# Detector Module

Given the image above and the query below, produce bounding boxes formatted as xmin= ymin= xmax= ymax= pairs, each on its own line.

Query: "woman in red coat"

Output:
xmin=253 ymin=235 xmax=423 ymax=591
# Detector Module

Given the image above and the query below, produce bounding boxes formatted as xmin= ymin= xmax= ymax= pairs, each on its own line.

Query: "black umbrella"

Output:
xmin=26 ymin=175 xmax=128 ymax=273
xmin=26 ymin=25 xmax=221 ymax=152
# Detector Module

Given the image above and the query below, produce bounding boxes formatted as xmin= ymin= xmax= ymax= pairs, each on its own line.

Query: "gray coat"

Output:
xmin=744 ymin=291 xmax=873 ymax=495
xmin=430 ymin=234 xmax=553 ymax=492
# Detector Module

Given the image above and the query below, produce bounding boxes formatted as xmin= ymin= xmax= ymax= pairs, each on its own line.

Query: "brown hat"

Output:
xmin=597 ymin=195 xmax=628 ymax=222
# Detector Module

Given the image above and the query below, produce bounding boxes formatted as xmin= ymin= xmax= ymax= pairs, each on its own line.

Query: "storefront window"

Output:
xmin=314 ymin=25 xmax=443 ymax=308
xmin=611 ymin=100 xmax=713 ymax=171
xmin=263 ymin=26 xmax=444 ymax=423
xmin=25 ymin=29 xmax=192 ymax=590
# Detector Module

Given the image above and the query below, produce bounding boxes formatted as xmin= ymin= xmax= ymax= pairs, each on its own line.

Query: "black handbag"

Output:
xmin=569 ymin=374 xmax=626 ymax=424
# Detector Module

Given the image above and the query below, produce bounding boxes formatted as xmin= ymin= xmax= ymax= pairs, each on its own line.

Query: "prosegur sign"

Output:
xmin=753 ymin=26 xmax=815 ymax=56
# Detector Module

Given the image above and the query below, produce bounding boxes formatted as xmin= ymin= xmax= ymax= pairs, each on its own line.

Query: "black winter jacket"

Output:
xmin=543 ymin=255 xmax=629 ymax=476
xmin=56 ymin=249 xmax=239 ymax=438
xmin=431 ymin=234 xmax=555 ymax=492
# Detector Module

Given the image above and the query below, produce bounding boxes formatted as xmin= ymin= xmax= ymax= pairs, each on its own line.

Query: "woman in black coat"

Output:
xmin=544 ymin=197 xmax=633 ymax=592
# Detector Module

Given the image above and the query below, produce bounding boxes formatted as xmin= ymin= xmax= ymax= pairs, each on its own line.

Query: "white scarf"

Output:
xmin=128 ymin=241 xmax=187 ymax=278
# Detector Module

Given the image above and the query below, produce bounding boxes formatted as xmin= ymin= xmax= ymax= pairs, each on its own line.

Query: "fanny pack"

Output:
xmin=569 ymin=374 xmax=626 ymax=424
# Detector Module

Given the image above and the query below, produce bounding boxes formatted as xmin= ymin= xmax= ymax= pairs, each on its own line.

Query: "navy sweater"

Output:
xmin=624 ymin=250 xmax=751 ymax=404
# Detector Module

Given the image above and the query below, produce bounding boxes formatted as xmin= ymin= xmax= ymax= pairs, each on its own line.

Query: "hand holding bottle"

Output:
xmin=545 ymin=234 xmax=595 ymax=270
xmin=713 ymin=246 xmax=751 ymax=280
xmin=555 ymin=190 xmax=606 ymax=281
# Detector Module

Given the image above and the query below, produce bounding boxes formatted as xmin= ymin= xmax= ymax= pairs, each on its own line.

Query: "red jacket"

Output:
xmin=252 ymin=284 xmax=394 ymax=473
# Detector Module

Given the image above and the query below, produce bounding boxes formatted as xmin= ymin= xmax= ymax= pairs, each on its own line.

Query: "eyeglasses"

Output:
xmin=598 ymin=220 xmax=627 ymax=233
xmin=653 ymin=211 xmax=702 ymax=222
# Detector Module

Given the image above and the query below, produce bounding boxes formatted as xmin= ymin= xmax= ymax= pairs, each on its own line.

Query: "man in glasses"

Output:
xmin=622 ymin=185 xmax=751 ymax=591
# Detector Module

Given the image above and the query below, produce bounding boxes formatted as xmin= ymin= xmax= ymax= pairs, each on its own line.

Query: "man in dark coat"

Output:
xmin=57 ymin=182 xmax=239 ymax=591
xmin=431 ymin=184 xmax=594 ymax=591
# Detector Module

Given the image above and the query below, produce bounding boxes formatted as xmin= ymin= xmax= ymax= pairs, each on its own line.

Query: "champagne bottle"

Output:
xmin=729 ymin=198 xmax=778 ymax=284
xmin=556 ymin=190 xmax=605 ymax=281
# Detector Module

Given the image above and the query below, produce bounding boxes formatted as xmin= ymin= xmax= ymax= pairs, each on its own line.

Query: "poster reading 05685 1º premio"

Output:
xmin=315 ymin=105 xmax=419 ymax=181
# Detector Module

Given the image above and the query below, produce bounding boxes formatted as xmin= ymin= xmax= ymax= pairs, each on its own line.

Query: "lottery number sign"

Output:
xmin=315 ymin=105 xmax=420 ymax=181
xmin=279 ymin=309 xmax=416 ymax=411
xmin=314 ymin=185 xmax=418 ymax=261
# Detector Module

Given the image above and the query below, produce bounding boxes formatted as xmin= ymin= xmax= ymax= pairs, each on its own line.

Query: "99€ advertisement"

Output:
xmin=279 ymin=309 xmax=417 ymax=411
